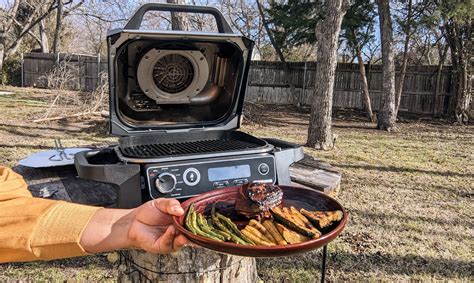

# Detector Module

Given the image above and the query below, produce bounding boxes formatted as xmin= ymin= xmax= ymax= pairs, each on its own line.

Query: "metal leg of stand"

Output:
xmin=320 ymin=245 xmax=328 ymax=283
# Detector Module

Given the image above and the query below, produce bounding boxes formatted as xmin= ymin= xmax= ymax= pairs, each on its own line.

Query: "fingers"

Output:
xmin=135 ymin=198 xmax=184 ymax=226
xmin=145 ymin=226 xmax=190 ymax=254
xmin=153 ymin=198 xmax=184 ymax=217
xmin=172 ymin=234 xmax=189 ymax=251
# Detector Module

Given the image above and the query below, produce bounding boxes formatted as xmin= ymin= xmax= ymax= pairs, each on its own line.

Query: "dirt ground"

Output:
xmin=0 ymin=87 xmax=472 ymax=281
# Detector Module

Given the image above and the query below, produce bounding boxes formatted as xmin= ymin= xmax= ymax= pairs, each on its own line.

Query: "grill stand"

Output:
xmin=321 ymin=245 xmax=328 ymax=283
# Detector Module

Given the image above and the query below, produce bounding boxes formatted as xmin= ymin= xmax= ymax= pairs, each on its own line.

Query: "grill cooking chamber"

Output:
xmin=74 ymin=4 xmax=303 ymax=208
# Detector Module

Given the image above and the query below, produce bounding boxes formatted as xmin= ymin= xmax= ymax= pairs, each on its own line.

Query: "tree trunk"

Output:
xmin=256 ymin=0 xmax=286 ymax=63
xmin=353 ymin=35 xmax=375 ymax=122
xmin=118 ymin=248 xmax=258 ymax=282
xmin=433 ymin=44 xmax=448 ymax=116
xmin=0 ymin=31 xmax=4 ymax=76
xmin=395 ymin=0 xmax=413 ymax=116
xmin=39 ymin=20 xmax=49 ymax=53
xmin=167 ymin=0 xmax=186 ymax=31
xmin=445 ymin=20 xmax=472 ymax=124
xmin=306 ymin=0 xmax=349 ymax=149
xmin=52 ymin=0 xmax=63 ymax=54
xmin=376 ymin=0 xmax=397 ymax=131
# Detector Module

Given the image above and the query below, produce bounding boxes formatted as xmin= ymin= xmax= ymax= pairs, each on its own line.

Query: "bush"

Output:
xmin=0 ymin=56 xmax=22 ymax=86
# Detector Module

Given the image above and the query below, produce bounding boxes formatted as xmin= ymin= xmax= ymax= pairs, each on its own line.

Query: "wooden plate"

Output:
xmin=173 ymin=185 xmax=348 ymax=257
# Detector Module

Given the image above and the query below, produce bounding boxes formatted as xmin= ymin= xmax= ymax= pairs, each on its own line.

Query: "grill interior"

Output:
xmin=121 ymin=138 xmax=261 ymax=158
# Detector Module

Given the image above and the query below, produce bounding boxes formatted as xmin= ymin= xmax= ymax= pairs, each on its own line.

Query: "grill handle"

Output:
xmin=124 ymin=3 xmax=234 ymax=34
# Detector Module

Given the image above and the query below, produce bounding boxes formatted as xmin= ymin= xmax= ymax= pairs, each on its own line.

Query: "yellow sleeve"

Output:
xmin=0 ymin=166 xmax=101 ymax=263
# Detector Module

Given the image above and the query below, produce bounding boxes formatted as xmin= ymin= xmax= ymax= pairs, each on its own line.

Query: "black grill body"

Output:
xmin=75 ymin=4 xmax=303 ymax=208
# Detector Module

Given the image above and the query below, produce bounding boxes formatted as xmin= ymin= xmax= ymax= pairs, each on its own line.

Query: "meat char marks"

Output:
xmin=235 ymin=183 xmax=283 ymax=220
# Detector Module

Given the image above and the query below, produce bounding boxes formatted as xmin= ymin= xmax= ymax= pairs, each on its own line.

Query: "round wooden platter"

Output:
xmin=173 ymin=185 xmax=348 ymax=257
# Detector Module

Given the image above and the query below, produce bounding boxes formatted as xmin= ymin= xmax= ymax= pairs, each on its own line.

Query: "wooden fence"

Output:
xmin=22 ymin=52 xmax=108 ymax=92
xmin=247 ymin=61 xmax=453 ymax=115
xmin=22 ymin=52 xmax=453 ymax=115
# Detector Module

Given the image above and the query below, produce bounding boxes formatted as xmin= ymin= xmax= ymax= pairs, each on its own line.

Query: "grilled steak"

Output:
xmin=235 ymin=183 xmax=283 ymax=219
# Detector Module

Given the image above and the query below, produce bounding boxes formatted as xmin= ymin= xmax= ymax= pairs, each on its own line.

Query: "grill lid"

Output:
xmin=107 ymin=4 xmax=254 ymax=136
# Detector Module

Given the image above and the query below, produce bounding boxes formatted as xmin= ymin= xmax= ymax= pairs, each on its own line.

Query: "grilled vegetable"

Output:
xmin=300 ymin=209 xmax=343 ymax=229
xmin=212 ymin=216 xmax=250 ymax=245
xmin=191 ymin=211 xmax=223 ymax=241
xmin=243 ymin=225 xmax=273 ymax=243
xmin=290 ymin=206 xmax=321 ymax=238
xmin=275 ymin=223 xmax=309 ymax=244
xmin=216 ymin=213 xmax=254 ymax=245
xmin=262 ymin=220 xmax=287 ymax=245
xmin=241 ymin=229 xmax=275 ymax=246
xmin=248 ymin=220 xmax=277 ymax=244
xmin=271 ymin=207 xmax=319 ymax=239
xmin=185 ymin=205 xmax=197 ymax=234
xmin=197 ymin=213 xmax=226 ymax=241
xmin=207 ymin=219 xmax=232 ymax=241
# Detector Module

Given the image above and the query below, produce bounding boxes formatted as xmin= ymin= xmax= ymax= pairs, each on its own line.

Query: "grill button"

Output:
xmin=213 ymin=181 xmax=229 ymax=188
xmin=258 ymin=163 xmax=270 ymax=175
xmin=183 ymin=168 xmax=201 ymax=186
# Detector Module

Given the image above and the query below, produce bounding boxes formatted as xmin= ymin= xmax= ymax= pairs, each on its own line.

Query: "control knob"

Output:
xmin=155 ymin=173 xmax=177 ymax=194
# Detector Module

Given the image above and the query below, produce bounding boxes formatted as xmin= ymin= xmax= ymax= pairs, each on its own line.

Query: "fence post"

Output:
xmin=301 ymin=61 xmax=308 ymax=106
xmin=97 ymin=53 xmax=101 ymax=89
xmin=20 ymin=53 xmax=24 ymax=87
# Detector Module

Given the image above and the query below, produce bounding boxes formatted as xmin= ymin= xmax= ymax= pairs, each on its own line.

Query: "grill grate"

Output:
xmin=120 ymin=138 xmax=262 ymax=158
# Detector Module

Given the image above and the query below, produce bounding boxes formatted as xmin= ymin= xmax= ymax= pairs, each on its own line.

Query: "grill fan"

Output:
xmin=153 ymin=54 xmax=194 ymax=94
xmin=137 ymin=49 xmax=209 ymax=104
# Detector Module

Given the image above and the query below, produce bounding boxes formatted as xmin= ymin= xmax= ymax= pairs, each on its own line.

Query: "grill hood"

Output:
xmin=107 ymin=4 xmax=254 ymax=136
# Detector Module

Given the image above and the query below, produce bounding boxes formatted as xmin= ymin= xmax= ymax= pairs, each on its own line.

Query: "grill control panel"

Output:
xmin=145 ymin=154 xmax=276 ymax=199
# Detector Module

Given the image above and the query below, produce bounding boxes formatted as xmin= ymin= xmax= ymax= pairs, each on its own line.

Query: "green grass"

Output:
xmin=0 ymin=88 xmax=473 ymax=281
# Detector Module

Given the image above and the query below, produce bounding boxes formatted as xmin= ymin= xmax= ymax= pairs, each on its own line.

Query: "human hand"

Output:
xmin=127 ymin=198 xmax=189 ymax=253
xmin=81 ymin=198 xmax=189 ymax=254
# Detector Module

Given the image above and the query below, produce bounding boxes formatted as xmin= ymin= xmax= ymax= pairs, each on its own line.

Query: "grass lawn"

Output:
xmin=0 ymin=87 xmax=472 ymax=281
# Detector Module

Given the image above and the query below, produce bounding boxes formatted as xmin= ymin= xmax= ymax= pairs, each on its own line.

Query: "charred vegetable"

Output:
xmin=241 ymin=229 xmax=275 ymax=246
xmin=197 ymin=213 xmax=226 ymax=241
xmin=271 ymin=207 xmax=320 ymax=239
xmin=248 ymin=219 xmax=277 ymax=244
xmin=275 ymin=223 xmax=309 ymax=244
xmin=300 ymin=209 xmax=343 ymax=229
xmin=262 ymin=220 xmax=287 ymax=245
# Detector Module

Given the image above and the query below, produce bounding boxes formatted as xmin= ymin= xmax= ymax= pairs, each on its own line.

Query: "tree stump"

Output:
xmin=117 ymin=248 xmax=257 ymax=282
xmin=16 ymin=155 xmax=341 ymax=283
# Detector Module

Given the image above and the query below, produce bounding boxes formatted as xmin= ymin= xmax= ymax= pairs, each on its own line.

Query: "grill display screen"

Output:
xmin=208 ymin=165 xmax=251 ymax=182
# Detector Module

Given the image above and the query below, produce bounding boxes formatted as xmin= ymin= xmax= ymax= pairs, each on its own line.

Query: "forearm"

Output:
xmin=80 ymin=208 xmax=137 ymax=253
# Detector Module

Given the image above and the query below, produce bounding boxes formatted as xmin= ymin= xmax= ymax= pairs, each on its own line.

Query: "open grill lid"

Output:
xmin=107 ymin=3 xmax=254 ymax=136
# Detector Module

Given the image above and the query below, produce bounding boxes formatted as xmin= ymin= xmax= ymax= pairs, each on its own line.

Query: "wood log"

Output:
xmin=118 ymin=248 xmax=258 ymax=282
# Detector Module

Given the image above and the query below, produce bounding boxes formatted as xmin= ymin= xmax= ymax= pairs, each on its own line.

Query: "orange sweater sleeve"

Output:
xmin=0 ymin=166 xmax=101 ymax=263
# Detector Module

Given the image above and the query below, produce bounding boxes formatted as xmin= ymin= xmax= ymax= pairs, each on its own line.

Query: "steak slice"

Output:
xmin=235 ymin=183 xmax=283 ymax=220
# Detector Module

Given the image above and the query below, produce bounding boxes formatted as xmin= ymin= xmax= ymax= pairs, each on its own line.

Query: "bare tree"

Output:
xmin=353 ymin=32 xmax=376 ymax=122
xmin=306 ymin=0 xmax=350 ymax=150
xmin=376 ymin=0 xmax=396 ymax=131
xmin=0 ymin=0 xmax=79 ymax=71
xmin=52 ymin=0 xmax=63 ymax=53
xmin=38 ymin=19 xmax=49 ymax=52
xmin=256 ymin=0 xmax=286 ymax=62
xmin=167 ymin=0 xmax=186 ymax=31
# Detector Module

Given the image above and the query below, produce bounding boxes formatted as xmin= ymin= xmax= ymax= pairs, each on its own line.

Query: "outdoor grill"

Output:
xmin=74 ymin=3 xmax=303 ymax=208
